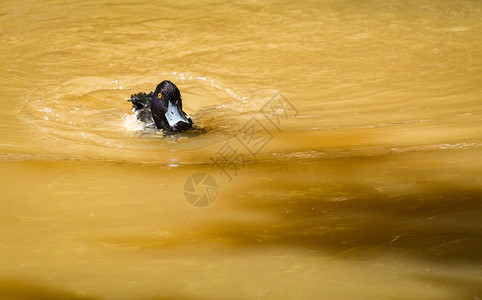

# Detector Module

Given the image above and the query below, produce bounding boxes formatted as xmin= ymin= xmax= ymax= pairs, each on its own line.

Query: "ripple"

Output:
xmin=16 ymin=74 xmax=289 ymax=165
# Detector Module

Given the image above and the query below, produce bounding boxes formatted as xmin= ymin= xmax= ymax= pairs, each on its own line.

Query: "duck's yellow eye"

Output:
xmin=158 ymin=93 xmax=162 ymax=99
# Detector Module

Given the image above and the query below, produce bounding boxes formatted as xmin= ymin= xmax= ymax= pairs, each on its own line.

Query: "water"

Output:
xmin=1 ymin=0 xmax=481 ymax=299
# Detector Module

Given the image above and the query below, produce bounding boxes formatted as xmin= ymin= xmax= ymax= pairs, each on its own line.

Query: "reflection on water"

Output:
xmin=0 ymin=0 xmax=481 ymax=299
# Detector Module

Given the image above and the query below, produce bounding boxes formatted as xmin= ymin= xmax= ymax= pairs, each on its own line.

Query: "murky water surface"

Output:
xmin=1 ymin=0 xmax=481 ymax=299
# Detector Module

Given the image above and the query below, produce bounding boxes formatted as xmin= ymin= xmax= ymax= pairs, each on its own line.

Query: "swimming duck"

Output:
xmin=128 ymin=80 xmax=193 ymax=134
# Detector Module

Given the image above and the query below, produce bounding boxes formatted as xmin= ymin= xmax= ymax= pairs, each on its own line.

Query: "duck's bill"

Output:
xmin=165 ymin=101 xmax=190 ymax=127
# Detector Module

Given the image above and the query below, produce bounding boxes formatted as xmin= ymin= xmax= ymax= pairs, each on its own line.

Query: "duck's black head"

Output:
xmin=150 ymin=80 xmax=193 ymax=134
xmin=154 ymin=80 xmax=181 ymax=105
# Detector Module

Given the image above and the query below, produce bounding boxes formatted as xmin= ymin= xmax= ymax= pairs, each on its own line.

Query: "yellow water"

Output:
xmin=1 ymin=0 xmax=481 ymax=299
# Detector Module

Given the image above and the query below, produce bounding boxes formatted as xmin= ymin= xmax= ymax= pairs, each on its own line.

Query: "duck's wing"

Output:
xmin=128 ymin=92 xmax=153 ymax=110
xmin=136 ymin=108 xmax=155 ymax=129
xmin=128 ymin=92 xmax=156 ymax=129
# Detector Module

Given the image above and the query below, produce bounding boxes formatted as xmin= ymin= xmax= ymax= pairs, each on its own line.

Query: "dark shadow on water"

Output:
xmin=0 ymin=278 xmax=208 ymax=300
xmin=209 ymin=182 xmax=482 ymax=264
xmin=0 ymin=278 xmax=96 ymax=300
xmin=100 ymin=153 xmax=482 ymax=298
xmin=136 ymin=125 xmax=213 ymax=139
xmin=195 ymin=153 xmax=482 ymax=266
xmin=110 ymin=173 xmax=482 ymax=264
xmin=104 ymin=153 xmax=482 ymax=265
xmin=413 ymin=273 xmax=482 ymax=299
xmin=176 ymin=125 xmax=211 ymax=138
xmin=186 ymin=178 xmax=482 ymax=298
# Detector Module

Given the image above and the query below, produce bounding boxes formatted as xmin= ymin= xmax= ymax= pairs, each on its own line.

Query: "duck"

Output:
xmin=128 ymin=80 xmax=193 ymax=134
